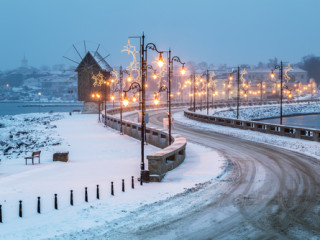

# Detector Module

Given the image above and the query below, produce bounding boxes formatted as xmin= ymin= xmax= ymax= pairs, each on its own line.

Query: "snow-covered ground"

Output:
xmin=175 ymin=111 xmax=320 ymax=161
xmin=0 ymin=113 xmax=225 ymax=239
xmin=198 ymin=102 xmax=320 ymax=120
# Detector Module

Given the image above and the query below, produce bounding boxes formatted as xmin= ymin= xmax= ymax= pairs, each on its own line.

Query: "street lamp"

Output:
xmin=91 ymin=92 xmax=101 ymax=121
xmin=103 ymin=79 xmax=111 ymax=127
xmin=229 ymin=66 xmax=241 ymax=119
xmin=157 ymin=52 xmax=164 ymax=68
xmin=154 ymin=93 xmax=160 ymax=105
xmin=167 ymin=49 xmax=185 ymax=145
xmin=154 ymin=85 xmax=169 ymax=107
xmin=124 ymin=33 xmax=164 ymax=184
xmin=191 ymin=72 xmax=202 ymax=112
xmin=257 ymin=80 xmax=266 ymax=103
xmin=142 ymin=38 xmax=164 ymax=178
xmin=109 ymin=66 xmax=126 ymax=134
xmin=203 ymin=69 xmax=218 ymax=115
xmin=147 ymin=65 xmax=157 ymax=80
xmin=270 ymin=61 xmax=292 ymax=125
xmin=38 ymin=92 xmax=41 ymax=114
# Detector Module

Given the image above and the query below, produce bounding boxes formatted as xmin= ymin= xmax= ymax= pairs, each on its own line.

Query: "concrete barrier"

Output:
xmin=101 ymin=103 xmax=189 ymax=182
xmin=184 ymin=99 xmax=320 ymax=142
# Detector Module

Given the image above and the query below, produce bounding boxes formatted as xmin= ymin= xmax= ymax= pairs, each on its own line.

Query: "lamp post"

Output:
xmin=154 ymin=85 xmax=169 ymax=106
xmin=38 ymin=92 xmax=41 ymax=114
xmin=271 ymin=61 xmax=292 ymax=125
xmin=167 ymin=49 xmax=185 ymax=145
xmin=91 ymin=93 xmax=101 ymax=121
xmin=184 ymin=79 xmax=192 ymax=108
xmin=127 ymin=33 xmax=164 ymax=183
xmin=257 ymin=80 xmax=265 ymax=103
xmin=154 ymin=85 xmax=169 ymax=136
xmin=103 ymin=79 xmax=111 ymax=127
xmin=193 ymin=73 xmax=196 ymax=112
xmin=229 ymin=66 xmax=241 ymax=119
xmin=143 ymin=39 xmax=164 ymax=172
xmin=109 ymin=66 xmax=126 ymax=134
xmin=122 ymin=81 xmax=145 ymax=183
xmin=204 ymin=69 xmax=218 ymax=115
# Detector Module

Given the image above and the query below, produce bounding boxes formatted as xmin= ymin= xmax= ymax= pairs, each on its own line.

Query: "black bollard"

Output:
xmin=37 ymin=197 xmax=41 ymax=214
xmin=85 ymin=187 xmax=88 ymax=202
xmin=96 ymin=185 xmax=100 ymax=200
xmin=122 ymin=179 xmax=125 ymax=192
xmin=111 ymin=182 xmax=114 ymax=196
xmin=131 ymin=176 xmax=134 ymax=189
xmin=70 ymin=190 xmax=74 ymax=206
xmin=54 ymin=194 xmax=58 ymax=210
xmin=19 ymin=200 xmax=22 ymax=218
xmin=0 ymin=205 xmax=2 ymax=223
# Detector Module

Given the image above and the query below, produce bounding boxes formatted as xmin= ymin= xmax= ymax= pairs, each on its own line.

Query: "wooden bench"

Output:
xmin=25 ymin=151 xmax=41 ymax=165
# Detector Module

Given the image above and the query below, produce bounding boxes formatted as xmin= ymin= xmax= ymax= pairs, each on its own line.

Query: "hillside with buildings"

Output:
xmin=0 ymin=56 xmax=77 ymax=102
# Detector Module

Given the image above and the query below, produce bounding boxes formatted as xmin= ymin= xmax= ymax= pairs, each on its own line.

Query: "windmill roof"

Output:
xmin=91 ymin=51 xmax=112 ymax=72
xmin=75 ymin=51 xmax=112 ymax=72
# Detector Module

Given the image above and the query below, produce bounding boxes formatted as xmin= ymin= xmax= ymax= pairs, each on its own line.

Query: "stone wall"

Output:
xmin=102 ymin=103 xmax=188 ymax=182
xmin=184 ymin=99 xmax=320 ymax=142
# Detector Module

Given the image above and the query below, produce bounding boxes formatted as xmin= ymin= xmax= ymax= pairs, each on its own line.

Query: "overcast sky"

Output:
xmin=1 ymin=0 xmax=320 ymax=71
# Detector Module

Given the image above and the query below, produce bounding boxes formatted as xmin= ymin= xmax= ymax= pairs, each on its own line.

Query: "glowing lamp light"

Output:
xmin=127 ymin=76 xmax=132 ymax=82
xmin=270 ymin=71 xmax=275 ymax=79
xmin=96 ymin=94 xmax=101 ymax=99
xmin=154 ymin=96 xmax=159 ymax=105
xmin=153 ymin=71 xmax=157 ymax=79
xmin=111 ymin=95 xmax=115 ymax=101
xmin=91 ymin=94 xmax=95 ymax=98
xmin=181 ymin=65 xmax=186 ymax=75
xmin=123 ymin=93 xmax=129 ymax=106
xmin=244 ymin=93 xmax=248 ymax=97
xmin=288 ymin=93 xmax=293 ymax=98
xmin=158 ymin=53 xmax=164 ymax=68
xmin=229 ymin=75 xmax=233 ymax=81
xmin=132 ymin=95 xmax=137 ymax=102
xmin=38 ymin=92 xmax=42 ymax=96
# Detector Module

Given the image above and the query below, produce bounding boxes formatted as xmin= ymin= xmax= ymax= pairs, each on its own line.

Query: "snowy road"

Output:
xmin=99 ymin=109 xmax=320 ymax=240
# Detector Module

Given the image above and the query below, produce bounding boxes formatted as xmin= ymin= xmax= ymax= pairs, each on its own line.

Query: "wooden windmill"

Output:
xmin=63 ymin=41 xmax=112 ymax=103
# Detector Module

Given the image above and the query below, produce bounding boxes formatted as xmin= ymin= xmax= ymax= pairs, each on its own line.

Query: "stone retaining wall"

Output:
xmin=102 ymin=103 xmax=188 ymax=182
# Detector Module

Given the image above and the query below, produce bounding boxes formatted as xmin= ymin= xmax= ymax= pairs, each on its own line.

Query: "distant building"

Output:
xmin=21 ymin=55 xmax=28 ymax=68
xmin=75 ymin=51 xmax=112 ymax=102
xmin=245 ymin=68 xmax=308 ymax=85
